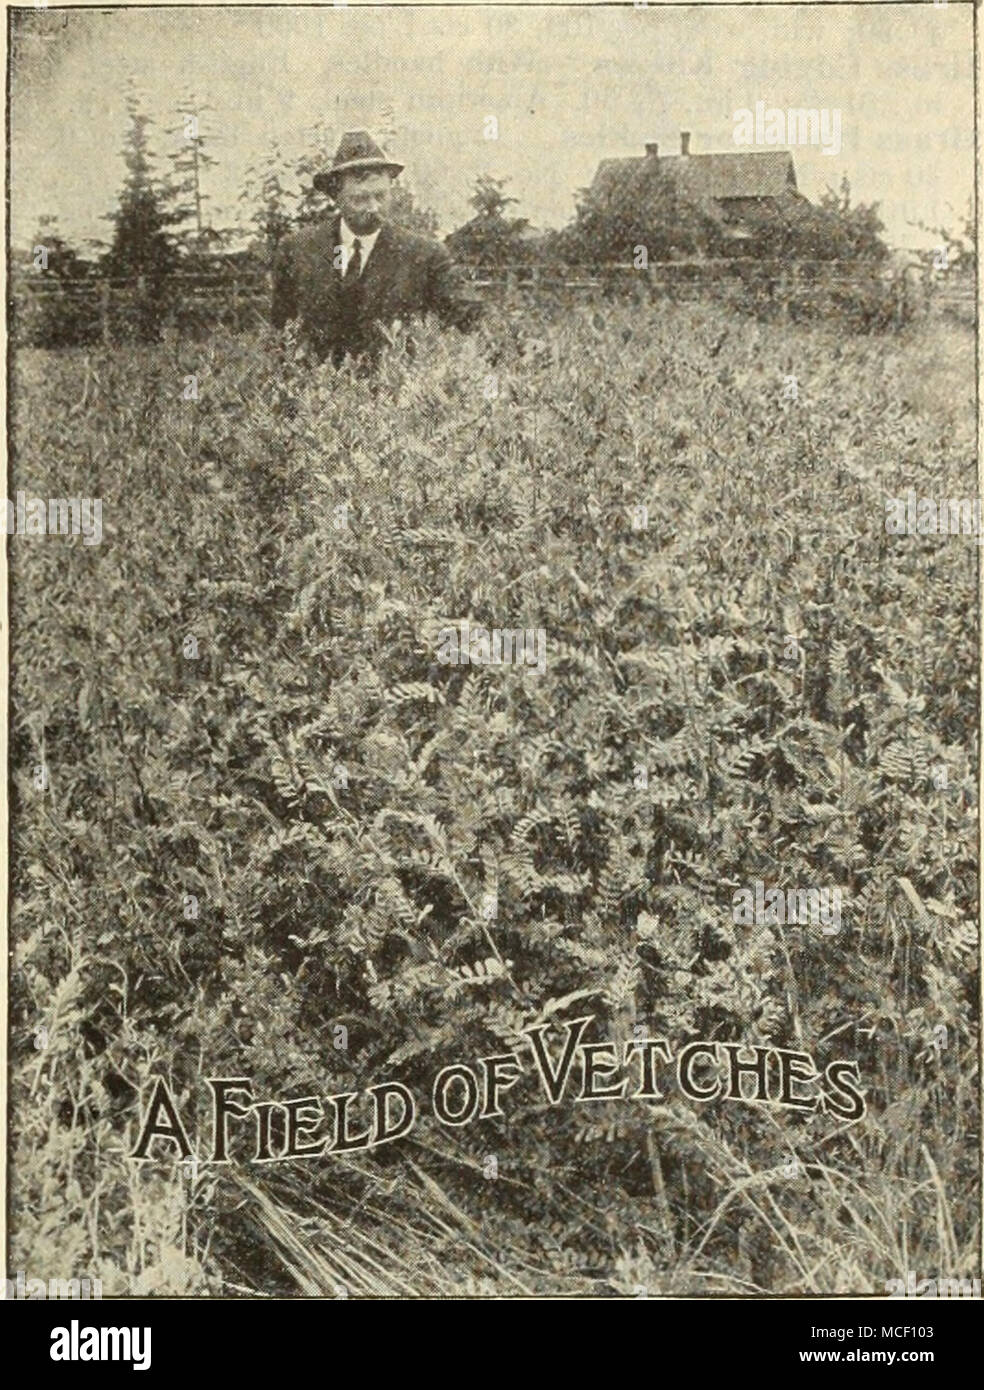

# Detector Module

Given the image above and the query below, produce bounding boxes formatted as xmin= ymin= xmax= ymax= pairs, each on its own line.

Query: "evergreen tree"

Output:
xmin=165 ymin=94 xmax=227 ymax=255
xmin=104 ymin=95 xmax=178 ymax=279
xmin=103 ymin=93 xmax=179 ymax=338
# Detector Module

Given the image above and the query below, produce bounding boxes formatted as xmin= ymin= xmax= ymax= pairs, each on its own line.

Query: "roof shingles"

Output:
xmin=592 ymin=150 xmax=798 ymax=205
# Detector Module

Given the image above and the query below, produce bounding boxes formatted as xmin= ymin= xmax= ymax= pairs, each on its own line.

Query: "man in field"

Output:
xmin=271 ymin=130 xmax=481 ymax=364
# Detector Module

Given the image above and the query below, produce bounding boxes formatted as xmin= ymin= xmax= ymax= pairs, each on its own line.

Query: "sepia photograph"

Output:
xmin=3 ymin=0 xmax=979 ymax=1318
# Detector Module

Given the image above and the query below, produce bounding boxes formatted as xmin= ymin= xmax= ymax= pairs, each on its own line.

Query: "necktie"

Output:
xmin=344 ymin=238 xmax=362 ymax=282
xmin=337 ymin=236 xmax=364 ymax=362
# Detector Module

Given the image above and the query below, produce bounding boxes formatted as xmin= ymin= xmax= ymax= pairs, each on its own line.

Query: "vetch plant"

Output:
xmin=436 ymin=621 xmax=547 ymax=674
xmin=732 ymin=881 xmax=844 ymax=935
xmin=7 ymin=300 xmax=977 ymax=1297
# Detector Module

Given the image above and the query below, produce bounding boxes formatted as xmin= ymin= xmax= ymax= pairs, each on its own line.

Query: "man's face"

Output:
xmin=336 ymin=170 xmax=393 ymax=235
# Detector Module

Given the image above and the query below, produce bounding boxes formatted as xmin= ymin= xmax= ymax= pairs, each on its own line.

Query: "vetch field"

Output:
xmin=7 ymin=297 xmax=978 ymax=1296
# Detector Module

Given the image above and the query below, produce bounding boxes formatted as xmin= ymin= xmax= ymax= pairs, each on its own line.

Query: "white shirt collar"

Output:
xmin=339 ymin=217 xmax=380 ymax=269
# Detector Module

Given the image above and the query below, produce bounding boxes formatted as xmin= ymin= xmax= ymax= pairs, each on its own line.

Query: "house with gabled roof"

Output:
xmin=589 ymin=131 xmax=804 ymax=253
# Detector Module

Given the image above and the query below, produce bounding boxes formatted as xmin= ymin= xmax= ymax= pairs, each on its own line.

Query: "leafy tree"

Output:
xmin=468 ymin=174 xmax=518 ymax=221
xmin=549 ymin=163 xmax=718 ymax=265
xmin=815 ymin=178 xmax=889 ymax=261
xmin=446 ymin=176 xmax=531 ymax=266
xmin=743 ymin=177 xmax=889 ymax=263
xmin=369 ymin=109 xmax=440 ymax=236
xmin=27 ymin=216 xmax=92 ymax=279
xmin=293 ymin=121 xmax=336 ymax=230
xmin=910 ymin=199 xmax=976 ymax=278
xmin=389 ymin=184 xmax=440 ymax=239
xmin=16 ymin=217 xmax=98 ymax=348
xmin=239 ymin=143 xmax=297 ymax=263
xmin=548 ymin=169 xmax=890 ymax=267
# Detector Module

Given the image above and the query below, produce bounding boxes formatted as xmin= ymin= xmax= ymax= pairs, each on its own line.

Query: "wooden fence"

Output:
xmin=12 ymin=271 xmax=272 ymax=341
xmin=11 ymin=257 xmax=976 ymax=345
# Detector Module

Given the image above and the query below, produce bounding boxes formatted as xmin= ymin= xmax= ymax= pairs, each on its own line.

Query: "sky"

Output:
xmin=9 ymin=3 xmax=976 ymax=252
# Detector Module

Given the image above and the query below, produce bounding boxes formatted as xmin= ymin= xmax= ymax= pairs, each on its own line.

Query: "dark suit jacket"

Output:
xmin=271 ymin=216 xmax=482 ymax=362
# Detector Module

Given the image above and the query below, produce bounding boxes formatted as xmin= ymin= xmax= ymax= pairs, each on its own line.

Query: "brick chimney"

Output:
xmin=645 ymin=141 xmax=659 ymax=158
xmin=681 ymin=130 xmax=691 ymax=156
